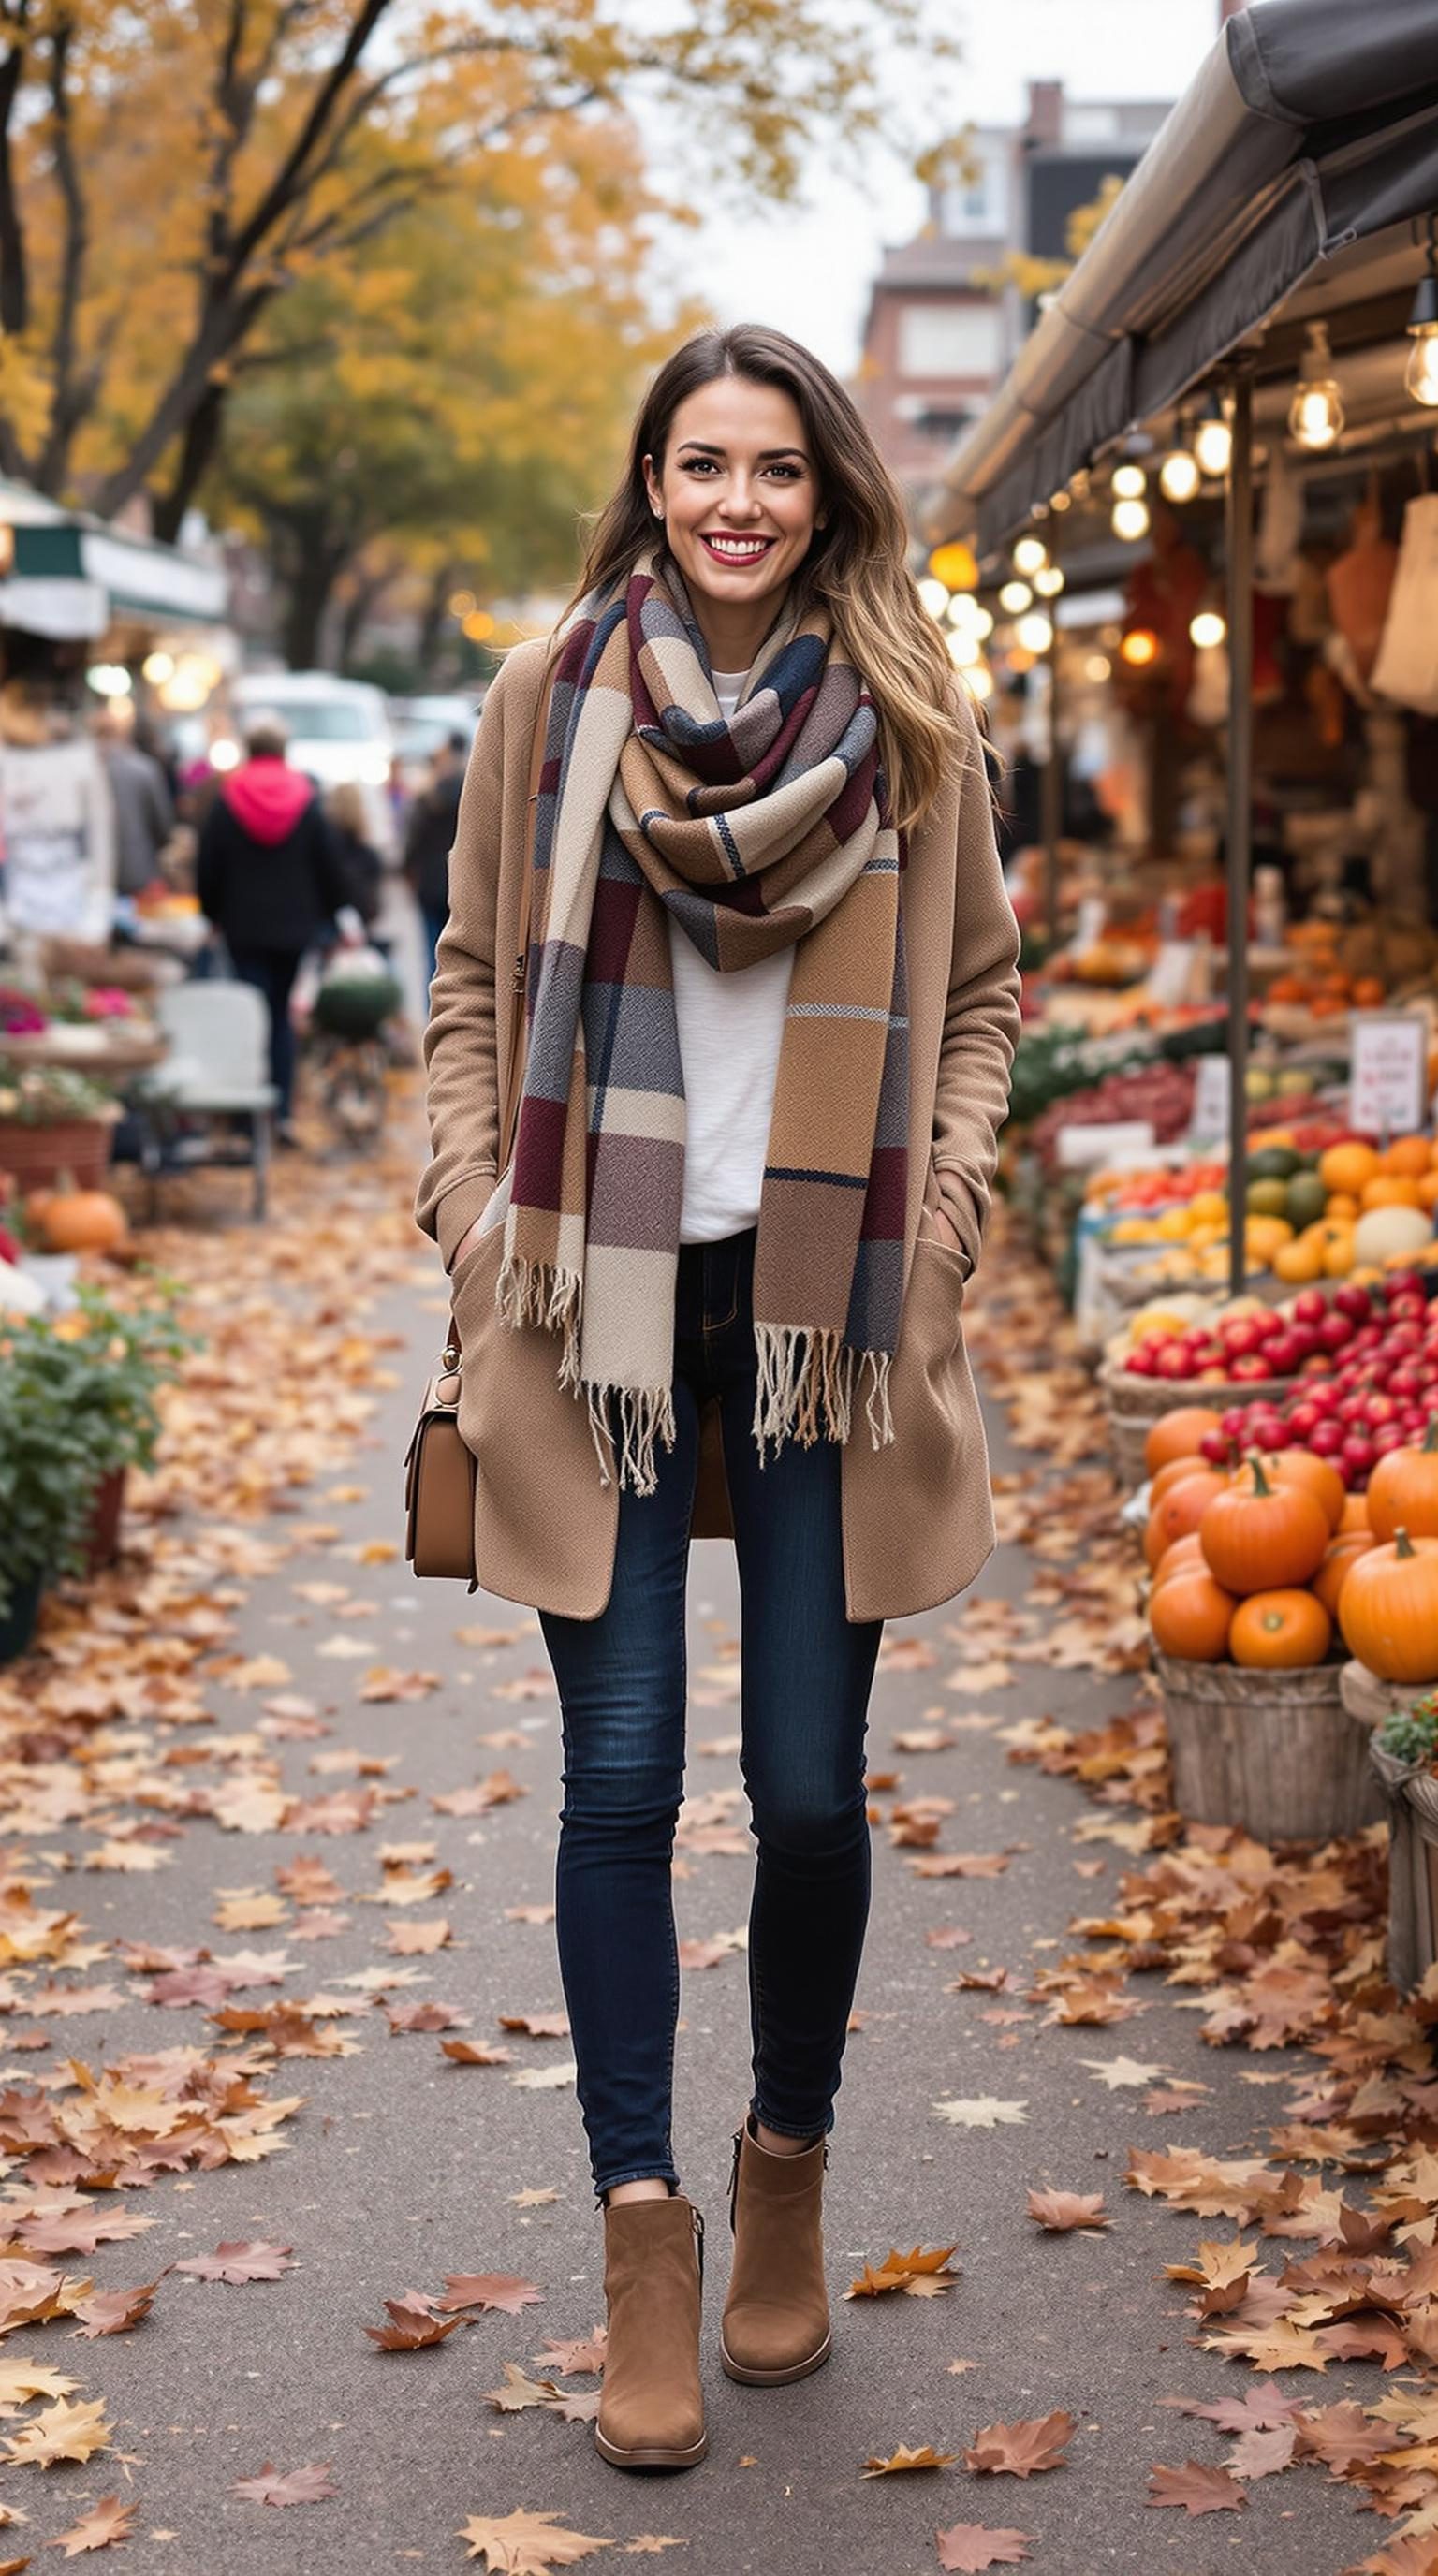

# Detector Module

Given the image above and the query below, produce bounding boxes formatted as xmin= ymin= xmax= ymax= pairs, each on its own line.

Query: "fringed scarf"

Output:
xmin=497 ymin=553 xmax=909 ymax=1493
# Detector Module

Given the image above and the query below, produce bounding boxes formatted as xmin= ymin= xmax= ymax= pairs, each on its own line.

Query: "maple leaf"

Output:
xmin=49 ymin=2494 xmax=137 ymax=2555
xmin=860 ymin=2443 xmax=957 ymax=2476
xmin=442 ymin=2041 xmax=514 ymax=2067
xmin=213 ymin=1891 xmax=288 ymax=1932
xmin=433 ymin=1769 xmax=528 ymax=1816
xmin=498 ymin=2012 xmax=571 ymax=2040
xmin=534 ymin=2328 xmax=607 ymax=2376
xmin=438 ymin=2276 xmax=543 ymax=2317
xmin=364 ymin=2293 xmax=466 ymax=2351
xmin=511 ymin=2188 xmax=560 ymax=2211
xmin=71 ymin=2275 xmax=165 ymax=2337
xmin=846 ymin=2245 xmax=960 ymax=2298
xmin=16 ymin=2208 xmax=154 ymax=2258
xmin=384 ymin=2002 xmax=469 ymax=2034
xmin=0 ymin=2356 xmax=77 ymax=2413
xmin=1146 ymin=2460 xmax=1247 ymax=2515
xmin=932 ymin=2097 xmax=1028 ymax=2130
xmin=174 ymin=2241 xmax=296 ymax=2284
xmin=1025 ymin=2190 xmax=1108 ymax=2232
xmin=546 ymin=2387 xmax=601 ymax=2424
xmin=962 ymin=2412 xmax=1075 ymax=2478
xmin=934 ymin=2527 xmax=1034 ymax=2572
xmin=507 ymin=2061 xmax=578 ymax=2091
xmin=1079 ymin=2055 xmax=1167 ymax=2090
xmin=359 ymin=1666 xmax=442 ymax=1702
xmin=387 ymin=1918 xmax=453 ymax=1955
xmin=3 ymin=2395 xmax=111 ymax=2467
xmin=459 ymin=2506 xmax=612 ymax=2569
xmin=229 ymin=2461 xmax=337 ymax=2506
xmin=909 ymin=1854 xmax=1009 ymax=1880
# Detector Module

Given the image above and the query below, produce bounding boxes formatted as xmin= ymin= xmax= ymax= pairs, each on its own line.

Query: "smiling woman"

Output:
xmin=415 ymin=320 xmax=1021 ymax=2479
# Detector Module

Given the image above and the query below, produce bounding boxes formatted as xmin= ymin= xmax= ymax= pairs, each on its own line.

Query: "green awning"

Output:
xmin=11 ymin=520 xmax=228 ymax=627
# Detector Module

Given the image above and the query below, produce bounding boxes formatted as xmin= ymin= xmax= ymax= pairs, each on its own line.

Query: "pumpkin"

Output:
xmin=1360 ymin=1176 xmax=1422 ymax=1212
xmin=1144 ymin=1471 xmax=1227 ymax=1570
xmin=33 ymin=1185 xmax=127 ymax=1255
xmin=1338 ymin=1526 xmax=1438 ymax=1684
xmin=1150 ymin=1571 xmax=1236 ymax=1663
xmin=1229 ymin=1588 xmax=1332 ymax=1670
xmin=1198 ymin=1456 xmax=1330 ymax=1595
xmin=1353 ymin=1204 xmax=1433 ymax=1269
xmin=1313 ymin=1532 xmax=1377 ymax=1617
xmin=1143 ymin=1407 xmax=1225 ymax=1478
xmin=1384 ymin=1136 xmax=1432 ymax=1179
xmin=1152 ymin=1533 xmax=1208 ymax=1588
xmin=1239 ymin=1447 xmax=1344 ymax=1532
xmin=1366 ymin=1417 xmax=1438 ymax=1544
xmin=1338 ymin=1496 xmax=1372 ymax=1534
xmin=1149 ymin=1455 xmax=1224 ymax=1510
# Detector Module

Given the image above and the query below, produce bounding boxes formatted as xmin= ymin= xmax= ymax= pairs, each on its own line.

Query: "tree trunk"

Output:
xmin=337 ymin=564 xmax=393 ymax=671
xmin=415 ymin=562 xmax=453 ymax=685
xmin=153 ymin=378 xmax=229 ymax=544
xmin=280 ymin=517 xmax=352 ymax=670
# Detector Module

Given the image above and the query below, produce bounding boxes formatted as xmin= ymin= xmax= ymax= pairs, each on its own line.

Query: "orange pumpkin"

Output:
xmin=1366 ymin=1418 xmax=1438 ymax=1544
xmin=1229 ymin=1588 xmax=1332 ymax=1669
xmin=1198 ymin=1457 xmax=1330 ymax=1595
xmin=1384 ymin=1135 xmax=1432 ymax=1178
xmin=1152 ymin=1533 xmax=1208 ymax=1588
xmin=1145 ymin=1471 xmax=1227 ymax=1570
xmin=34 ymin=1186 xmax=127 ymax=1254
xmin=1143 ymin=1407 xmax=1225 ymax=1478
xmin=1338 ymin=1496 xmax=1372 ymax=1534
xmin=1313 ymin=1532 xmax=1377 ymax=1617
xmin=1338 ymin=1526 xmax=1438 ymax=1684
xmin=1150 ymin=1571 xmax=1236 ymax=1663
xmin=1238 ymin=1447 xmax=1344 ymax=1532
xmin=1150 ymin=1455 xmax=1218 ymax=1509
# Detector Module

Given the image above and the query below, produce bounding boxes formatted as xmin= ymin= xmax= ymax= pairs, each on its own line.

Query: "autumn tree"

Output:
xmin=215 ymin=115 xmax=675 ymax=669
xmin=0 ymin=0 xmax=957 ymax=533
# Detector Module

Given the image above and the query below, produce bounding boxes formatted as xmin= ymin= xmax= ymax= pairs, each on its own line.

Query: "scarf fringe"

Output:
xmin=752 ymin=1324 xmax=895 ymax=1463
xmin=495 ymin=1253 xmax=584 ymax=1390
xmin=583 ymin=1382 xmax=677 ymax=1497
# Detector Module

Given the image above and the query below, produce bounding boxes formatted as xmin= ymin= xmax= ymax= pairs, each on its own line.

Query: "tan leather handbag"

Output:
xmin=404 ymin=682 xmax=549 ymax=1585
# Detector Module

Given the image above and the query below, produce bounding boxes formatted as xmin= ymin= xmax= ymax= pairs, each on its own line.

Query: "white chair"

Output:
xmin=135 ymin=980 xmax=279 ymax=1221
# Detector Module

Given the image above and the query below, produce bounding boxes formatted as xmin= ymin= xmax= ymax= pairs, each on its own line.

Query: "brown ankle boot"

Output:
xmin=594 ymin=2192 xmax=707 ymax=2469
xmin=720 ymin=2116 xmax=832 ymax=2385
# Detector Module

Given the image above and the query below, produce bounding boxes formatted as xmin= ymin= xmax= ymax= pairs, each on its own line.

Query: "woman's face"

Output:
xmin=643 ymin=377 xmax=821 ymax=635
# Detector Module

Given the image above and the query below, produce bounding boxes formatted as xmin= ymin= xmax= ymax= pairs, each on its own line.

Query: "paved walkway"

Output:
xmin=0 ymin=1096 xmax=1391 ymax=2573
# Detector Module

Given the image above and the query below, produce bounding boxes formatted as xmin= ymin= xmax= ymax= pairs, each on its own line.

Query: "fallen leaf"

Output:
xmin=459 ymin=2507 xmax=611 ymax=2569
xmin=4 ymin=2396 xmax=112 ymax=2468
xmin=934 ymin=2527 xmax=1034 ymax=2572
xmin=229 ymin=2462 xmax=337 ymax=2506
xmin=437 ymin=2275 xmax=543 ymax=2317
xmin=174 ymin=2241 xmax=296 ymax=2285
xmin=1025 ymin=2191 xmax=1108 ymax=2232
xmin=364 ymin=2293 xmax=466 ymax=2351
xmin=847 ymin=2245 xmax=960 ymax=2298
xmin=860 ymin=2444 xmax=957 ymax=2476
xmin=48 ymin=2494 xmax=136 ymax=2555
xmin=1080 ymin=2055 xmax=1167 ymax=2091
xmin=71 ymin=2276 xmax=165 ymax=2337
xmin=507 ymin=2060 xmax=577 ymax=2090
xmin=484 ymin=2362 xmax=564 ymax=2413
xmin=441 ymin=2040 xmax=514 ymax=2068
xmin=932 ymin=2098 xmax=1028 ymax=2130
xmin=962 ymin=2412 xmax=1075 ymax=2478
xmin=1146 ymin=2461 xmax=1247 ymax=2515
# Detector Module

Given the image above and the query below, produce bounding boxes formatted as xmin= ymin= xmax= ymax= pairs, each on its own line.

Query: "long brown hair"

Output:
xmin=563 ymin=325 xmax=967 ymax=833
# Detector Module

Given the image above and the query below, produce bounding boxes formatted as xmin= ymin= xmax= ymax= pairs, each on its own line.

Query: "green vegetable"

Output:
xmin=1377 ymin=1690 xmax=1438 ymax=1766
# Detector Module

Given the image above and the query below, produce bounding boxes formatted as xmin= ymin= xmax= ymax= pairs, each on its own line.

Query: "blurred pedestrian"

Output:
xmin=403 ymin=731 xmax=466 ymax=989
xmin=92 ymin=702 xmax=175 ymax=895
xmin=0 ymin=680 xmax=116 ymax=956
xmin=196 ymin=714 xmax=350 ymax=1143
xmin=325 ymin=781 xmax=388 ymax=942
xmin=417 ymin=325 xmax=1020 ymax=2471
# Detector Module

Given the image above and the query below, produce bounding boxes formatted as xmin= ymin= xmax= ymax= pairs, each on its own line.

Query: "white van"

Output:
xmin=224 ymin=672 xmax=397 ymax=857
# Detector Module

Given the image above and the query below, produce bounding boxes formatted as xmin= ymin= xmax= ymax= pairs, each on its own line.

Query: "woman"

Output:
xmin=416 ymin=326 xmax=1020 ymax=2473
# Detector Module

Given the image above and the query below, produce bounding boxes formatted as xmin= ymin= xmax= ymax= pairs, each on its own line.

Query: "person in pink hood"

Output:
xmin=196 ymin=715 xmax=352 ymax=1141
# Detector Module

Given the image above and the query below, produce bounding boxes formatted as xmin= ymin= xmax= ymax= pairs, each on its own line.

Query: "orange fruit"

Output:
xmin=1361 ymin=1176 xmax=1421 ymax=1211
xmin=1319 ymin=1142 xmax=1379 ymax=1195
xmin=1385 ymin=1136 xmax=1431 ymax=1178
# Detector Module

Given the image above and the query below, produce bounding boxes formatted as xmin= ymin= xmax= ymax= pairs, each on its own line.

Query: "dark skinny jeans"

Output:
xmin=539 ymin=1225 xmax=883 ymax=2203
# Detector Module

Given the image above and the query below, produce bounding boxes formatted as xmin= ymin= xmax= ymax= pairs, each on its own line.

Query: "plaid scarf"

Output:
xmin=498 ymin=554 xmax=908 ymax=1494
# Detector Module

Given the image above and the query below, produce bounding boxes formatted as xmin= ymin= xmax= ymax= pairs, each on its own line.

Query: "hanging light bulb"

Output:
xmin=1158 ymin=416 xmax=1200 ymax=503
xmin=1033 ymin=564 xmax=1064 ymax=598
xmin=1193 ymin=394 xmax=1232 ymax=480
xmin=1012 ymin=534 xmax=1048 ymax=577
xmin=998 ymin=578 xmax=1032 ymax=614
xmin=1111 ymin=461 xmax=1147 ymax=501
xmin=1288 ymin=321 xmax=1345 ymax=450
xmin=1110 ymin=495 xmax=1150 ymax=543
xmin=1190 ymin=608 xmax=1226 ymax=650
xmin=1015 ymin=611 xmax=1053 ymax=654
xmin=1405 ymin=235 xmax=1438 ymax=408
xmin=917 ymin=576 xmax=949 ymax=620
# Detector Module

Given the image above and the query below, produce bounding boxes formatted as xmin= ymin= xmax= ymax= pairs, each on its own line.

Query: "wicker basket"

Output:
xmin=1154 ymin=1649 xmax=1386 ymax=1844
xmin=1102 ymin=1362 xmax=1300 ymax=1487
xmin=0 ymin=1117 xmax=115 ymax=1194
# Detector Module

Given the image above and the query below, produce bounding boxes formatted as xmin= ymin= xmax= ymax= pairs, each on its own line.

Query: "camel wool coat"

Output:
xmin=414 ymin=636 xmax=1021 ymax=1623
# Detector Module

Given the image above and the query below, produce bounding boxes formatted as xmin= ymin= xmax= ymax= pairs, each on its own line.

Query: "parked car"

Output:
xmin=388 ymin=692 xmax=483 ymax=800
xmin=218 ymin=673 xmax=398 ymax=857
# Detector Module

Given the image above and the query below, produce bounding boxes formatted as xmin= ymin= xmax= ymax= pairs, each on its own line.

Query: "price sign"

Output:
xmin=1145 ymin=942 xmax=1196 ymax=1008
xmin=1350 ymin=1011 xmax=1428 ymax=1140
xmin=1189 ymin=1052 xmax=1231 ymax=1144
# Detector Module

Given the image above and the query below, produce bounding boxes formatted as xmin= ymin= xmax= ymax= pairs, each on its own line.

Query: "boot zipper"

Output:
xmin=727 ymin=2127 xmax=743 ymax=2234
xmin=691 ymin=2203 xmax=705 ymax=2282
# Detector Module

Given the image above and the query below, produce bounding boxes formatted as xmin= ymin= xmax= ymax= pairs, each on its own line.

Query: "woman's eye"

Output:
xmin=682 ymin=458 xmax=718 ymax=475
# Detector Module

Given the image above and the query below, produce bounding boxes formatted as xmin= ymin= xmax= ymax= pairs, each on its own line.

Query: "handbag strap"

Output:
xmin=443 ymin=664 xmax=553 ymax=1368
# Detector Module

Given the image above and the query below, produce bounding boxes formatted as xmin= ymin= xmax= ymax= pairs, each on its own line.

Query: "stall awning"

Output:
xmin=7 ymin=519 xmax=228 ymax=632
xmin=932 ymin=0 xmax=1438 ymax=556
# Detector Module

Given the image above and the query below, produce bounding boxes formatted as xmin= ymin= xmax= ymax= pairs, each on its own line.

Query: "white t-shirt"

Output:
xmin=669 ymin=671 xmax=793 ymax=1245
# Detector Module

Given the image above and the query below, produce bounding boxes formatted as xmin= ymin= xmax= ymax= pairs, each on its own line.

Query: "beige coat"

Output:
xmin=415 ymin=636 xmax=1021 ymax=1622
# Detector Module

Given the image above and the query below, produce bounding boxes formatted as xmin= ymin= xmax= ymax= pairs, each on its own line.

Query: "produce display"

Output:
xmin=1093 ymin=1134 xmax=1438 ymax=1287
xmin=1145 ymin=1442 xmax=1344 ymax=1670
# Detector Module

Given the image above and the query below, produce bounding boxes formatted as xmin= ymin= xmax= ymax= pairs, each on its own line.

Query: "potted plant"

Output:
xmin=0 ymin=1064 xmax=121 ymax=1193
xmin=0 ymin=1281 xmax=192 ymax=1658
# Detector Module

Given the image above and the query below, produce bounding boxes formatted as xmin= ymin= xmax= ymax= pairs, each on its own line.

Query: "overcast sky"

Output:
xmin=658 ymin=0 xmax=1224 ymax=373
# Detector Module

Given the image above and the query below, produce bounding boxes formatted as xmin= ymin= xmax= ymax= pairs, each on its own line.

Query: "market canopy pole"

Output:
xmin=1225 ymin=366 xmax=1255 ymax=1304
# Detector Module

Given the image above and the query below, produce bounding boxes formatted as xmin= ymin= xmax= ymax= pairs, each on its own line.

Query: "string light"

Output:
xmin=1110 ymin=496 xmax=1151 ymax=542
xmin=1158 ymin=419 xmax=1200 ymax=503
xmin=1405 ymin=227 xmax=1438 ymax=408
xmin=917 ymin=576 xmax=949 ymax=620
xmin=1015 ymin=611 xmax=1053 ymax=653
xmin=1193 ymin=394 xmax=1232 ymax=480
xmin=998 ymin=579 xmax=1032 ymax=613
xmin=1111 ymin=461 xmax=1147 ymax=500
xmin=1012 ymin=534 xmax=1048 ymax=576
xmin=1120 ymin=627 xmax=1159 ymax=667
xmin=1033 ymin=565 xmax=1064 ymax=598
xmin=1288 ymin=321 xmax=1344 ymax=450
xmin=1190 ymin=609 xmax=1226 ymax=650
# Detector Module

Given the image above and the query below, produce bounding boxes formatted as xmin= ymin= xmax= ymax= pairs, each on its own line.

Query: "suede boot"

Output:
xmin=594 ymin=2192 xmax=707 ymax=2469
xmin=720 ymin=2115 xmax=832 ymax=2385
